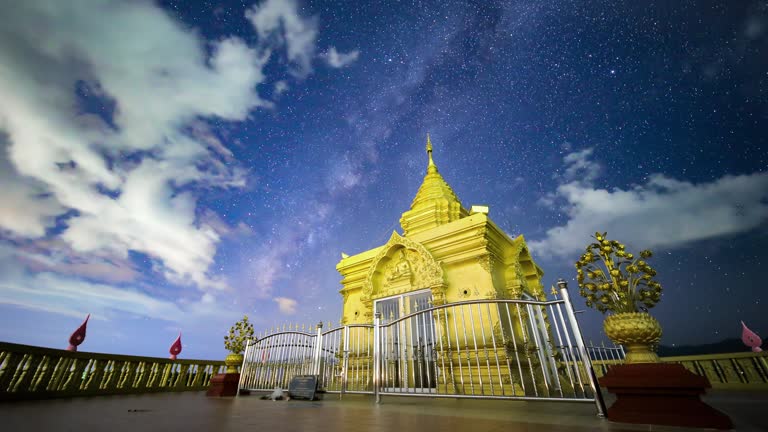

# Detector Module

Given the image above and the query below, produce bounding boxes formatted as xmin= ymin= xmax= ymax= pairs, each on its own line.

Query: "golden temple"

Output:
xmin=336 ymin=135 xmax=546 ymax=325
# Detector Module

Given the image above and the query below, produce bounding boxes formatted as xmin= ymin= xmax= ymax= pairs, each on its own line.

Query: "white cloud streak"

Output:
xmin=323 ymin=47 xmax=360 ymax=68
xmin=15 ymin=244 xmax=139 ymax=284
xmin=530 ymin=148 xmax=768 ymax=257
xmin=561 ymin=147 xmax=602 ymax=185
xmin=274 ymin=80 xmax=289 ymax=95
xmin=0 ymin=244 xmax=236 ymax=323
xmin=246 ymin=0 xmax=318 ymax=77
xmin=273 ymin=297 xmax=298 ymax=315
xmin=0 ymin=135 xmax=66 ymax=238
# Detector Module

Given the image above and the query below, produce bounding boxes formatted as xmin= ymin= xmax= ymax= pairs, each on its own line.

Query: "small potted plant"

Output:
xmin=224 ymin=315 xmax=255 ymax=373
xmin=575 ymin=232 xmax=663 ymax=363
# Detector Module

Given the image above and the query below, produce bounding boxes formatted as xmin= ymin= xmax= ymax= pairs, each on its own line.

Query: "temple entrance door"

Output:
xmin=375 ymin=290 xmax=437 ymax=392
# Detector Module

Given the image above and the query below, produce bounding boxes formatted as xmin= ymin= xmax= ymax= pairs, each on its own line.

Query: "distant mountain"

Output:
xmin=657 ymin=338 xmax=766 ymax=357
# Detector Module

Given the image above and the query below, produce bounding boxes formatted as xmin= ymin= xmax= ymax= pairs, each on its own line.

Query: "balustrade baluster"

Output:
xmin=30 ymin=356 xmax=53 ymax=392
xmin=9 ymin=354 xmax=38 ymax=393
xmin=117 ymin=361 xmax=134 ymax=389
xmin=83 ymin=359 xmax=106 ymax=391
xmin=47 ymin=357 xmax=70 ymax=391
xmin=132 ymin=361 xmax=148 ymax=390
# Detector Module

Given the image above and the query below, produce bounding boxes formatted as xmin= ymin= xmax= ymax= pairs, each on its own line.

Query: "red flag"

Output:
xmin=169 ymin=333 xmax=182 ymax=360
xmin=67 ymin=314 xmax=90 ymax=351
xmin=741 ymin=321 xmax=763 ymax=353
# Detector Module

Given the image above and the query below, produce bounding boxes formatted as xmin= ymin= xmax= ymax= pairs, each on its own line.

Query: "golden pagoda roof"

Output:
xmin=410 ymin=134 xmax=461 ymax=208
xmin=399 ymin=135 xmax=468 ymax=236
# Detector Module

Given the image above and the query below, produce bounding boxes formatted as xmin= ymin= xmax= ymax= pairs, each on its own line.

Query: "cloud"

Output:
xmin=246 ymin=0 xmax=318 ymax=77
xmin=0 ymin=179 xmax=65 ymax=239
xmin=274 ymin=80 xmax=289 ymax=96
xmin=0 ymin=136 xmax=66 ymax=238
xmin=189 ymin=121 xmax=235 ymax=160
xmin=273 ymin=297 xmax=297 ymax=315
xmin=0 ymin=0 xmax=272 ymax=290
xmin=323 ymin=47 xmax=360 ymax=68
xmin=530 ymin=148 xmax=768 ymax=257
xmin=0 ymin=249 xmax=172 ymax=321
xmin=199 ymin=209 xmax=254 ymax=239
xmin=15 ymin=244 xmax=139 ymax=284
xmin=0 ymin=244 xmax=235 ymax=323
xmin=560 ymin=147 xmax=601 ymax=185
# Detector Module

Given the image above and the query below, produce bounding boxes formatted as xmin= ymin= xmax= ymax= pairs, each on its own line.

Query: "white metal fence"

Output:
xmin=238 ymin=287 xmax=607 ymax=416
xmin=585 ymin=342 xmax=625 ymax=363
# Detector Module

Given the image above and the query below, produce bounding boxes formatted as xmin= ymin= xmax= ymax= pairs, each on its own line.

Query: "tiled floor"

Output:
xmin=1 ymin=391 xmax=765 ymax=432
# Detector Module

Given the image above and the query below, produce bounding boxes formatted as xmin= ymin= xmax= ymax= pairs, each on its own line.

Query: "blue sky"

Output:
xmin=0 ymin=0 xmax=766 ymax=360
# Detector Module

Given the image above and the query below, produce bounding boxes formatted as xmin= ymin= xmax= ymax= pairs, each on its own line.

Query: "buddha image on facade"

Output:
xmin=387 ymin=249 xmax=413 ymax=283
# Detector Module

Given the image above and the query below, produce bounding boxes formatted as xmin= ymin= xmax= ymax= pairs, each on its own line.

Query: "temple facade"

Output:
xmin=336 ymin=135 xmax=546 ymax=325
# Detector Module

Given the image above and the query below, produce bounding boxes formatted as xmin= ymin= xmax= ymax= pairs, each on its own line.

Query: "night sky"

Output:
xmin=0 ymin=0 xmax=766 ymax=360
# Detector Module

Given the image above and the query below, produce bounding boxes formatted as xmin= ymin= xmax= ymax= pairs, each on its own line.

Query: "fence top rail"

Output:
xmin=345 ymin=324 xmax=375 ymax=329
xmin=320 ymin=324 xmax=373 ymax=335
xmin=379 ymin=298 xmax=566 ymax=327
xmin=322 ymin=326 xmax=345 ymax=336
xmin=0 ymin=341 xmax=225 ymax=365
xmin=585 ymin=345 xmax=623 ymax=350
xmin=248 ymin=331 xmax=316 ymax=344
xmin=246 ymin=324 xmax=374 ymax=343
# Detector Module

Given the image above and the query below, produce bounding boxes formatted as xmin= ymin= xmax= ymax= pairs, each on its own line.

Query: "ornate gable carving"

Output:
xmin=362 ymin=231 xmax=444 ymax=302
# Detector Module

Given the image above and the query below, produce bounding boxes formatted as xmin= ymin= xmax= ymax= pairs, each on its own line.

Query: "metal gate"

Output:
xmin=238 ymin=287 xmax=606 ymax=416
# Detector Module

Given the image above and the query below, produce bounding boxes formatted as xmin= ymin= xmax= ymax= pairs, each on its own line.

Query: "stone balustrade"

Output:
xmin=660 ymin=351 xmax=768 ymax=390
xmin=587 ymin=351 xmax=768 ymax=390
xmin=0 ymin=342 xmax=225 ymax=401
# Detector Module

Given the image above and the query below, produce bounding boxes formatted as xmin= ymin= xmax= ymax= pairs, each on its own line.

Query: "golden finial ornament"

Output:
xmin=426 ymin=133 xmax=437 ymax=173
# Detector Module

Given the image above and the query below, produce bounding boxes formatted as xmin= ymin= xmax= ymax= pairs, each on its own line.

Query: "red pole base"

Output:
xmin=600 ymin=363 xmax=733 ymax=430
xmin=206 ymin=373 xmax=240 ymax=397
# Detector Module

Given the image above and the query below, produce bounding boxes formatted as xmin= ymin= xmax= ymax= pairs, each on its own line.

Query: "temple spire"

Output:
xmin=399 ymin=134 xmax=468 ymax=236
xmin=426 ymin=134 xmax=437 ymax=172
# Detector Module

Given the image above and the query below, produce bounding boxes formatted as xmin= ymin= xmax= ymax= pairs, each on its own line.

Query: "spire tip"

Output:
xmin=426 ymin=134 xmax=436 ymax=171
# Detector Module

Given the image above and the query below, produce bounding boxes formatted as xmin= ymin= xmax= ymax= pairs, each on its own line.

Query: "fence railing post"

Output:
xmin=236 ymin=338 xmax=253 ymax=397
xmin=341 ymin=325 xmax=350 ymax=398
xmin=313 ymin=322 xmax=324 ymax=376
xmin=373 ymin=312 xmax=381 ymax=404
xmin=558 ymin=278 xmax=607 ymax=418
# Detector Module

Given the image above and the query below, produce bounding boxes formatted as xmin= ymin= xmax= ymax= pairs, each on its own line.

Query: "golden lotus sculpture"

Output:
xmin=224 ymin=315 xmax=255 ymax=373
xmin=575 ymin=232 xmax=663 ymax=363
